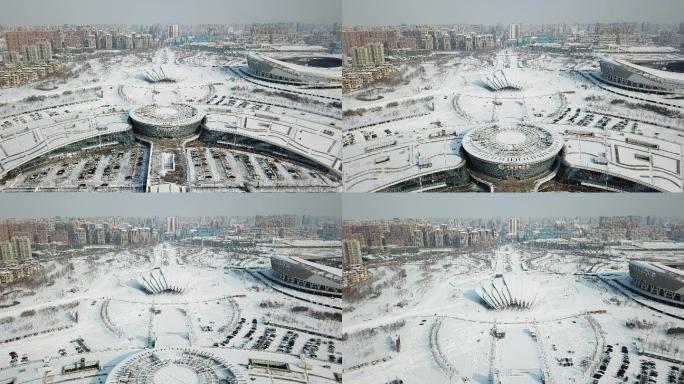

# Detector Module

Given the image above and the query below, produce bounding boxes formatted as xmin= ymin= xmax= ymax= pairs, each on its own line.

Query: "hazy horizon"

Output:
xmin=343 ymin=194 xmax=684 ymax=220
xmin=0 ymin=0 xmax=341 ymax=26
xmin=343 ymin=0 xmax=684 ymax=26
xmin=0 ymin=194 xmax=342 ymax=218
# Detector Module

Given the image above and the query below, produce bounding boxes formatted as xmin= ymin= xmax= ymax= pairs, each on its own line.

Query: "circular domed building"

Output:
xmin=105 ymin=348 xmax=245 ymax=384
xmin=462 ymin=124 xmax=563 ymax=180
xmin=129 ymin=103 xmax=205 ymax=139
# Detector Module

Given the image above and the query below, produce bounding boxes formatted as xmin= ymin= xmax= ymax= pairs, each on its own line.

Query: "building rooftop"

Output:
xmin=462 ymin=124 xmax=563 ymax=164
xmin=602 ymin=56 xmax=684 ymax=84
xmin=129 ymin=103 xmax=204 ymax=127
xmin=248 ymin=52 xmax=341 ymax=81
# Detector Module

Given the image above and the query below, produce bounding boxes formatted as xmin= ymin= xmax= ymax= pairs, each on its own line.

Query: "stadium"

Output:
xmin=268 ymin=255 xmax=342 ymax=298
xmin=598 ymin=56 xmax=684 ymax=96
xmin=245 ymin=53 xmax=341 ymax=88
xmin=628 ymin=260 xmax=684 ymax=308
xmin=461 ymin=123 xmax=564 ymax=181
xmin=129 ymin=103 xmax=205 ymax=139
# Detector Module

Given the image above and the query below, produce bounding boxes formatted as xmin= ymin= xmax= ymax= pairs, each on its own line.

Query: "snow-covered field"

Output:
xmin=0 ymin=243 xmax=342 ymax=383
xmin=0 ymin=47 xmax=343 ymax=192
xmin=343 ymin=48 xmax=684 ymax=192
xmin=342 ymin=245 xmax=684 ymax=384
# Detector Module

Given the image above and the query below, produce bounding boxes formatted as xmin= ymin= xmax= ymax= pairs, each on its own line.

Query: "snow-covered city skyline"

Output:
xmin=1 ymin=1 xmax=684 ymax=383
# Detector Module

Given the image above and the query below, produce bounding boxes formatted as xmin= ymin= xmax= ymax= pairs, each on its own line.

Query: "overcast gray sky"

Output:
xmin=0 ymin=194 xmax=341 ymax=218
xmin=343 ymin=0 xmax=684 ymax=26
xmin=0 ymin=0 xmax=340 ymax=26
xmin=0 ymin=194 xmax=681 ymax=219
xmin=343 ymin=194 xmax=684 ymax=219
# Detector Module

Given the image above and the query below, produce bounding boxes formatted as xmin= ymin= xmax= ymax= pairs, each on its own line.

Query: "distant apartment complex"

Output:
xmin=342 ymin=27 xmax=498 ymax=56
xmin=168 ymin=24 xmax=180 ymax=39
xmin=0 ymin=218 xmax=161 ymax=251
xmin=342 ymin=239 xmax=363 ymax=265
xmin=343 ymin=220 xmax=498 ymax=251
xmin=344 ymin=40 xmax=395 ymax=91
xmin=0 ymin=236 xmax=40 ymax=286
xmin=1 ymin=27 xmax=160 ymax=87
xmin=342 ymin=26 xmax=498 ymax=91
xmin=507 ymin=218 xmax=521 ymax=237
xmin=0 ymin=61 xmax=63 ymax=88
xmin=351 ymin=43 xmax=385 ymax=66
xmin=342 ymin=239 xmax=370 ymax=287
xmin=0 ymin=237 xmax=31 ymax=265
xmin=342 ymin=22 xmax=684 ymax=92
xmin=0 ymin=38 xmax=61 ymax=88
xmin=4 ymin=28 xmax=158 ymax=53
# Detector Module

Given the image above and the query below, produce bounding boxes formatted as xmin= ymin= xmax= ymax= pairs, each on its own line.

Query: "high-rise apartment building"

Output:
xmin=367 ymin=43 xmax=385 ymax=65
xmin=351 ymin=45 xmax=370 ymax=66
xmin=1 ymin=51 xmax=21 ymax=64
xmin=508 ymin=217 xmax=521 ymax=237
xmin=75 ymin=228 xmax=87 ymax=246
xmin=37 ymin=41 xmax=52 ymax=61
xmin=0 ymin=241 xmax=14 ymax=265
xmin=342 ymin=239 xmax=363 ymax=265
xmin=509 ymin=23 xmax=520 ymax=39
xmin=166 ymin=216 xmax=178 ymax=235
xmin=351 ymin=43 xmax=385 ymax=66
xmin=11 ymin=237 xmax=31 ymax=261
xmin=168 ymin=24 xmax=179 ymax=39
xmin=22 ymin=45 xmax=40 ymax=63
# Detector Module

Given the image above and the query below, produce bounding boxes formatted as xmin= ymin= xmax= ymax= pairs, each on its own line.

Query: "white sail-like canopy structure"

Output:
xmin=482 ymin=70 xmax=522 ymax=91
xmin=141 ymin=65 xmax=183 ymax=83
xmin=138 ymin=267 xmax=189 ymax=294
xmin=475 ymin=274 xmax=540 ymax=310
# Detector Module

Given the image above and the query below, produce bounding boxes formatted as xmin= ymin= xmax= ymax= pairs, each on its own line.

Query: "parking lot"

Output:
xmin=185 ymin=146 xmax=340 ymax=192
xmin=209 ymin=316 xmax=341 ymax=364
xmin=556 ymin=108 xmax=644 ymax=135
xmin=206 ymin=93 xmax=341 ymax=123
xmin=590 ymin=343 xmax=684 ymax=384
xmin=2 ymin=143 xmax=150 ymax=192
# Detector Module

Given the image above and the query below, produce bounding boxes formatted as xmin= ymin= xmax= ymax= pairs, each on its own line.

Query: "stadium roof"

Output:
xmin=272 ymin=254 xmax=341 ymax=278
xmin=631 ymin=260 xmax=684 ymax=279
xmin=602 ymin=56 xmax=684 ymax=84
xmin=247 ymin=52 xmax=340 ymax=81
xmin=462 ymin=124 xmax=563 ymax=164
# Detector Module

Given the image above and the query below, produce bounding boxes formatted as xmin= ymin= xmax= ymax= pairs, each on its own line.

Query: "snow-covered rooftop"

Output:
xmin=462 ymin=124 xmax=563 ymax=164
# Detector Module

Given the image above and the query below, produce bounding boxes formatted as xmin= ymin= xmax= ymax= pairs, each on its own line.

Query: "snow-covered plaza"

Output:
xmin=0 ymin=243 xmax=342 ymax=383
xmin=342 ymin=245 xmax=684 ymax=384
xmin=0 ymin=47 xmax=342 ymax=192
xmin=343 ymin=48 xmax=684 ymax=192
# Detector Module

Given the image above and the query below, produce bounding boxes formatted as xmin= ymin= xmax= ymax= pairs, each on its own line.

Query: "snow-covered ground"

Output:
xmin=343 ymin=48 xmax=684 ymax=192
xmin=0 ymin=243 xmax=342 ymax=383
xmin=0 ymin=47 xmax=343 ymax=192
xmin=342 ymin=244 xmax=684 ymax=384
